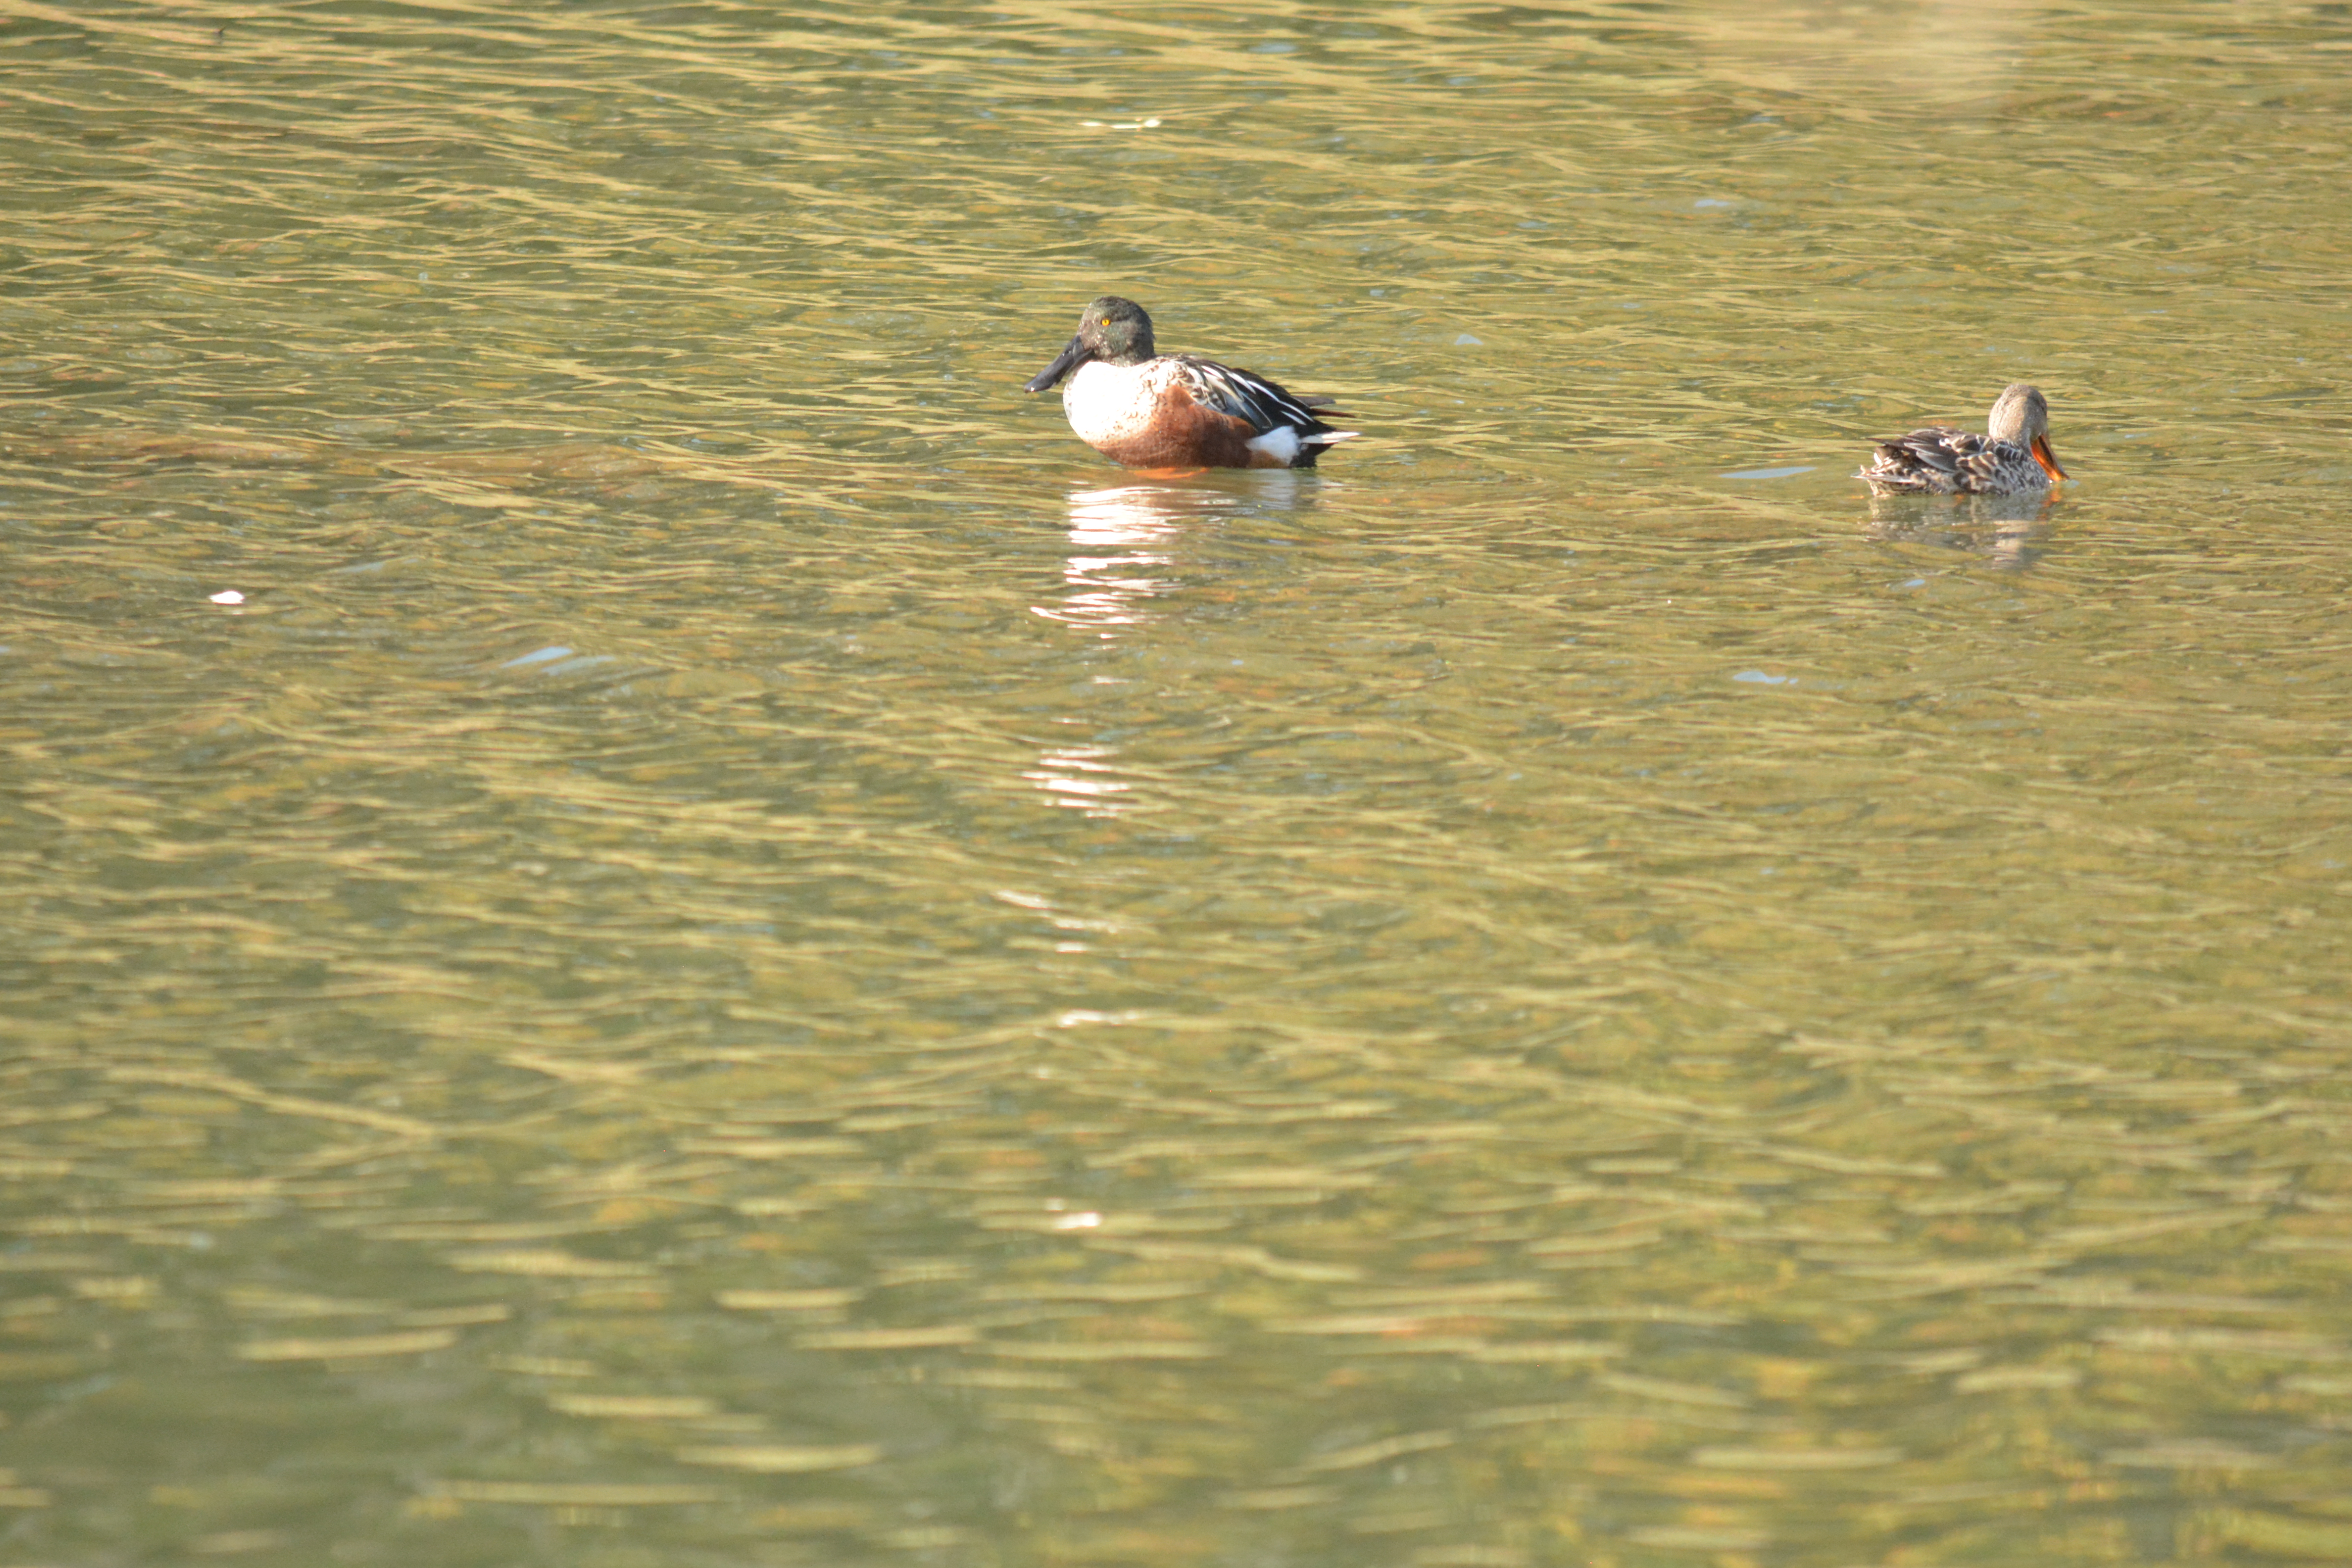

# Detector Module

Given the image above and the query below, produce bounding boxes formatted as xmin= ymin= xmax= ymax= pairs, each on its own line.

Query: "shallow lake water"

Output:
xmin=3 ymin=2 xmax=2350 ymax=1565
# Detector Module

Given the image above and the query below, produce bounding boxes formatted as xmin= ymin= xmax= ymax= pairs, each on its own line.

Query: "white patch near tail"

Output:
xmin=1244 ymin=426 xmax=1302 ymax=465
xmin=1246 ymin=427 xmax=1360 ymax=466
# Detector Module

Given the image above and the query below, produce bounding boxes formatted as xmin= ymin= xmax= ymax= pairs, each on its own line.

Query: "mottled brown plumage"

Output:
xmin=1858 ymin=384 xmax=2068 ymax=497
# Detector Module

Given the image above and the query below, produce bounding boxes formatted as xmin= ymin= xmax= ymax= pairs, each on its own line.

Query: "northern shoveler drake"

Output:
xmin=1858 ymin=383 xmax=2069 ymax=497
xmin=1024 ymin=296 xmax=1356 ymax=470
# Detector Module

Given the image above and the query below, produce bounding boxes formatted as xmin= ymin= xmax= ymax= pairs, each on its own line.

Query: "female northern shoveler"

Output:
xmin=1025 ymin=296 xmax=1355 ymax=470
xmin=1857 ymin=383 xmax=2069 ymax=497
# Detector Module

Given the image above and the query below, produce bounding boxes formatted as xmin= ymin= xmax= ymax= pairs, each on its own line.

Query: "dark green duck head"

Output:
xmin=1025 ymin=296 xmax=1156 ymax=392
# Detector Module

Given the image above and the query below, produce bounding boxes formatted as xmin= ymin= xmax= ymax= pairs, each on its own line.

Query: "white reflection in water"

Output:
xmin=1032 ymin=483 xmax=1218 ymax=639
xmin=1021 ymin=742 xmax=1138 ymax=819
xmin=1024 ymin=477 xmax=1303 ymax=816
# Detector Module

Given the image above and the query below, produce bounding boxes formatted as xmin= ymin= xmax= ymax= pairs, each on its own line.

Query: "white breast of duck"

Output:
xmin=1062 ymin=359 xmax=1176 ymax=451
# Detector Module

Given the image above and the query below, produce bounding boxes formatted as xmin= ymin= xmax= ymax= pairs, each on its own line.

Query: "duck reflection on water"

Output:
xmin=1030 ymin=472 xmax=1313 ymax=639
xmin=1023 ymin=474 xmax=1316 ymax=817
xmin=1030 ymin=482 xmax=1203 ymax=641
xmin=1865 ymin=489 xmax=2054 ymax=571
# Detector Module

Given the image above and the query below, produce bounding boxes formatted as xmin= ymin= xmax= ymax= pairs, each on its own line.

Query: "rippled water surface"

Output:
xmin=5 ymin=2 xmax=2351 ymax=1565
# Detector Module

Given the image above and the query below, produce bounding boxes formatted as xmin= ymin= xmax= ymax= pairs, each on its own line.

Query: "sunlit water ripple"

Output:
xmin=2 ymin=3 xmax=2349 ymax=1566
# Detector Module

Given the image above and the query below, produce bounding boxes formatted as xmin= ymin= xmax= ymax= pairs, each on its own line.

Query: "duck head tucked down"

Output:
xmin=1858 ymin=383 xmax=2069 ymax=498
xmin=1026 ymin=295 xmax=1355 ymax=471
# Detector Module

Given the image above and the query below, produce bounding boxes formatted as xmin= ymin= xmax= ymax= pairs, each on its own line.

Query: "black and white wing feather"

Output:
xmin=1173 ymin=356 xmax=1349 ymax=445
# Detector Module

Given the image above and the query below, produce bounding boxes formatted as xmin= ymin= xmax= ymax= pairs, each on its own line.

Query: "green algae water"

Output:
xmin=3 ymin=3 xmax=2350 ymax=1565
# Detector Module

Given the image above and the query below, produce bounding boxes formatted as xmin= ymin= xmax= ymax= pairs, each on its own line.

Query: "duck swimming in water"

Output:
xmin=1857 ymin=383 xmax=2068 ymax=497
xmin=1025 ymin=296 xmax=1355 ymax=470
